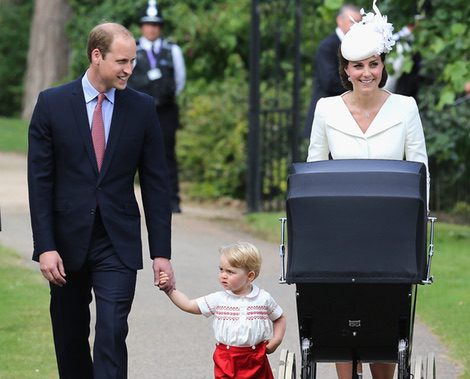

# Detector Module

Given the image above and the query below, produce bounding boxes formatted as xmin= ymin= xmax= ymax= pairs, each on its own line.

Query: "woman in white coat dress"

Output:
xmin=307 ymin=2 xmax=429 ymax=379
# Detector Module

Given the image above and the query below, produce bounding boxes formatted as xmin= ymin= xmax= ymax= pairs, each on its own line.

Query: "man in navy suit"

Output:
xmin=28 ymin=23 xmax=175 ymax=378
xmin=303 ymin=4 xmax=361 ymax=138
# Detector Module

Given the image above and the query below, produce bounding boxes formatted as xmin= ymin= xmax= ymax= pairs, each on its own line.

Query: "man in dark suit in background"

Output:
xmin=28 ymin=22 xmax=175 ymax=379
xmin=303 ymin=4 xmax=361 ymax=138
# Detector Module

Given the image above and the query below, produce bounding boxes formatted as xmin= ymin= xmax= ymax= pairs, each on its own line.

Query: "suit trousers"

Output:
xmin=156 ymin=102 xmax=180 ymax=206
xmin=49 ymin=211 xmax=137 ymax=379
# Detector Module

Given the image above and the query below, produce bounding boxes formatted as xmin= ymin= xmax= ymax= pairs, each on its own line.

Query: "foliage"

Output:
xmin=167 ymin=1 xmax=251 ymax=198
xmin=422 ymin=94 xmax=470 ymax=209
xmin=408 ymin=1 xmax=470 ymax=210
xmin=178 ymin=77 xmax=248 ymax=198
xmin=64 ymin=0 xmax=251 ymax=198
xmin=412 ymin=4 xmax=469 ymax=109
xmin=2 ymin=0 xmax=468 ymax=205
xmin=0 ymin=245 xmax=56 ymax=378
xmin=66 ymin=0 xmax=145 ymax=78
xmin=0 ymin=0 xmax=34 ymax=117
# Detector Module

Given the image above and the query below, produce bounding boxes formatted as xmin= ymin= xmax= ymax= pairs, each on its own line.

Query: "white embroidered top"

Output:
xmin=196 ymin=284 xmax=283 ymax=347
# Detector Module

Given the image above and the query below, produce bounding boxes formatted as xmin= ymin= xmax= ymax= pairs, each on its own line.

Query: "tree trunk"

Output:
xmin=21 ymin=0 xmax=72 ymax=120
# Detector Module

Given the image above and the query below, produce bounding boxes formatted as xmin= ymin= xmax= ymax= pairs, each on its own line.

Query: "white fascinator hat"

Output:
xmin=341 ymin=0 xmax=395 ymax=61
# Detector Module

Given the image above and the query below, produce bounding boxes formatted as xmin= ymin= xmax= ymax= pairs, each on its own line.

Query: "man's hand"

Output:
xmin=153 ymin=257 xmax=175 ymax=293
xmin=39 ymin=251 xmax=66 ymax=286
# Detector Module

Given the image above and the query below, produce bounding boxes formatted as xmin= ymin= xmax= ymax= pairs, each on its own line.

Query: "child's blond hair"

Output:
xmin=219 ymin=242 xmax=262 ymax=278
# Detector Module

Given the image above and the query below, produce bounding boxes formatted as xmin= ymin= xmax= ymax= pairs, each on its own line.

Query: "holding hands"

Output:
xmin=159 ymin=271 xmax=170 ymax=287
xmin=153 ymin=257 xmax=175 ymax=293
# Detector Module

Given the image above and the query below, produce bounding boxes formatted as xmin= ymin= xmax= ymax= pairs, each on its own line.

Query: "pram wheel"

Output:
xmin=278 ymin=349 xmax=288 ymax=379
xmin=278 ymin=349 xmax=296 ymax=379
xmin=412 ymin=353 xmax=436 ymax=379
xmin=425 ymin=353 xmax=436 ymax=379
xmin=412 ymin=355 xmax=424 ymax=379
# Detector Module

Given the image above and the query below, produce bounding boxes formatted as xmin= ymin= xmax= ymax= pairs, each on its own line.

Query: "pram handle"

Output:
xmin=423 ymin=216 xmax=437 ymax=285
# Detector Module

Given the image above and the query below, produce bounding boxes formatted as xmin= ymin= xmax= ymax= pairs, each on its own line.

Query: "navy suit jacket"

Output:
xmin=28 ymin=77 xmax=172 ymax=271
xmin=303 ymin=33 xmax=346 ymax=138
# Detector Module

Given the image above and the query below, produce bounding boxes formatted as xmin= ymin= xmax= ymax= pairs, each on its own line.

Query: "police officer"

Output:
xmin=128 ymin=0 xmax=186 ymax=213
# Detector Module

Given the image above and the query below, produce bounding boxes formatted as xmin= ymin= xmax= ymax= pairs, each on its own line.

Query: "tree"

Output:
xmin=0 ymin=0 xmax=33 ymax=117
xmin=21 ymin=0 xmax=72 ymax=120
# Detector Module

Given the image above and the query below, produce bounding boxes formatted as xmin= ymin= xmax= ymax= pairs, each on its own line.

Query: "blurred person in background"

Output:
xmin=303 ymin=4 xmax=362 ymax=138
xmin=128 ymin=0 xmax=186 ymax=213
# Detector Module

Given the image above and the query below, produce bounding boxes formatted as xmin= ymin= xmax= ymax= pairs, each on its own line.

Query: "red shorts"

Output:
xmin=213 ymin=342 xmax=274 ymax=379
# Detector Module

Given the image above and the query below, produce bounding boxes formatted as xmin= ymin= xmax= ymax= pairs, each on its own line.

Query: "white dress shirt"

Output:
xmin=335 ymin=27 xmax=346 ymax=41
xmin=82 ymin=71 xmax=115 ymax=144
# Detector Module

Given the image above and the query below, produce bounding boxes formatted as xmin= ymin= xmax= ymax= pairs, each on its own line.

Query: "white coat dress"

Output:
xmin=307 ymin=91 xmax=430 ymax=206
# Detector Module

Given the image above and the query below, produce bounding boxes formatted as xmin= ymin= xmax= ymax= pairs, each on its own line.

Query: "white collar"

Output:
xmin=82 ymin=70 xmax=115 ymax=104
xmin=139 ymin=37 xmax=162 ymax=51
xmin=226 ymin=283 xmax=259 ymax=298
xmin=335 ymin=27 xmax=346 ymax=41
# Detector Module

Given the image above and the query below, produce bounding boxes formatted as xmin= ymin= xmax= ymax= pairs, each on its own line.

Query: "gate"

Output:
xmin=247 ymin=0 xmax=302 ymax=212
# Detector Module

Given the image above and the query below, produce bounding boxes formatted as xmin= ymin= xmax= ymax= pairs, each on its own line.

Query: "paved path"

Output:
xmin=0 ymin=152 xmax=462 ymax=378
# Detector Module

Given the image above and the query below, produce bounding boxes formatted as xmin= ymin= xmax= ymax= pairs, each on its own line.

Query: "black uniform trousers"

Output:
xmin=156 ymin=102 xmax=181 ymax=209
xmin=49 ymin=210 xmax=137 ymax=379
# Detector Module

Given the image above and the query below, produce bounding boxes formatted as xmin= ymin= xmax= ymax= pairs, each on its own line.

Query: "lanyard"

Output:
xmin=145 ymin=47 xmax=158 ymax=69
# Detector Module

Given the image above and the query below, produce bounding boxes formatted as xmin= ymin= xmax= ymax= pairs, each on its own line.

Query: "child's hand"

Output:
xmin=266 ymin=340 xmax=281 ymax=354
xmin=159 ymin=272 xmax=175 ymax=294
xmin=159 ymin=272 xmax=169 ymax=286
xmin=267 ymin=314 xmax=286 ymax=354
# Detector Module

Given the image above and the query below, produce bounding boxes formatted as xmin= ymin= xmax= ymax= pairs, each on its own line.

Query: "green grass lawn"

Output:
xmin=416 ymin=223 xmax=470 ymax=378
xmin=0 ymin=246 xmax=57 ymax=378
xmin=245 ymin=212 xmax=470 ymax=378
xmin=0 ymin=116 xmax=28 ymax=153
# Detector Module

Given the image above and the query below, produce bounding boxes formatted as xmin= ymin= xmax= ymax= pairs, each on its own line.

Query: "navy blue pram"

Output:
xmin=277 ymin=160 xmax=436 ymax=379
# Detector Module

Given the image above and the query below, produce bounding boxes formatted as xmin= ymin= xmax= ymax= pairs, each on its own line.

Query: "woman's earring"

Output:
xmin=347 ymin=76 xmax=351 ymax=82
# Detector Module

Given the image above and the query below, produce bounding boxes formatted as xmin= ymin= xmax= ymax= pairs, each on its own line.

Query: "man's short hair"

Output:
xmin=87 ymin=23 xmax=134 ymax=62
